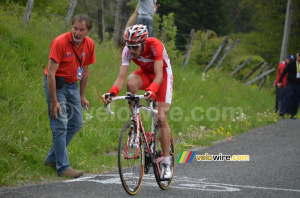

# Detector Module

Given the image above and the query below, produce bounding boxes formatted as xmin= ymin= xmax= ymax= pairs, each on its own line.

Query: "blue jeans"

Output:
xmin=137 ymin=17 xmax=153 ymax=37
xmin=43 ymin=76 xmax=83 ymax=175
xmin=279 ymin=83 xmax=300 ymax=116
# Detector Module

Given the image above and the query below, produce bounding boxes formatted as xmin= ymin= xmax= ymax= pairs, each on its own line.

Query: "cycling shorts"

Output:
xmin=131 ymin=68 xmax=173 ymax=104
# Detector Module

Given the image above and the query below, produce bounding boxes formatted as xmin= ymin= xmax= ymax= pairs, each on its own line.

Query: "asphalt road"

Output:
xmin=1 ymin=119 xmax=299 ymax=198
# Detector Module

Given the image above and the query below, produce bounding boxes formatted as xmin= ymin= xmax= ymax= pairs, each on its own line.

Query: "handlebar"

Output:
xmin=105 ymin=93 xmax=158 ymax=116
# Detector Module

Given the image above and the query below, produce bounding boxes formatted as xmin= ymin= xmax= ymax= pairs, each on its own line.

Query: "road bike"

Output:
xmin=105 ymin=92 xmax=175 ymax=195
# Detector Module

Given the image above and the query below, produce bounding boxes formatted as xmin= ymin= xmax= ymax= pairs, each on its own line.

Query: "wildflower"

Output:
xmin=220 ymin=127 xmax=224 ymax=131
xmin=200 ymin=126 xmax=206 ymax=130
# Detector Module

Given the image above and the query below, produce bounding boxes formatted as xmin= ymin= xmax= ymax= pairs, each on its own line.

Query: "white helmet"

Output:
xmin=123 ymin=24 xmax=148 ymax=43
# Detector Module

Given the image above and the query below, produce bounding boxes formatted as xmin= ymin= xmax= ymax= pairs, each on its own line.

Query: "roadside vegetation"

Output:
xmin=0 ymin=6 xmax=282 ymax=186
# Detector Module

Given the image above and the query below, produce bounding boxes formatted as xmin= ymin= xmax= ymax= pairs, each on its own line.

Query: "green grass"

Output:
xmin=0 ymin=12 xmax=282 ymax=186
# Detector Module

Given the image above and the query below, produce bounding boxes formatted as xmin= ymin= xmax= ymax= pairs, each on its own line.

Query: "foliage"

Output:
xmin=154 ymin=13 xmax=181 ymax=64
xmin=0 ymin=3 xmax=286 ymax=186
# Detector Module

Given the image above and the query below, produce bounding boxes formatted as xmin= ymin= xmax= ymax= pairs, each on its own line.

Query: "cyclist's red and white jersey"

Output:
xmin=121 ymin=37 xmax=171 ymax=73
xmin=121 ymin=37 xmax=173 ymax=104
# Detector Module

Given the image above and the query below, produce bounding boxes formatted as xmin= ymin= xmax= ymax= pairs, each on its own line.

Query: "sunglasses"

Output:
xmin=126 ymin=42 xmax=143 ymax=50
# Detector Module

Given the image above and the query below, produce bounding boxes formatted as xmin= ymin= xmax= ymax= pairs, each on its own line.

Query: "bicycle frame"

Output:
xmin=106 ymin=92 xmax=174 ymax=194
xmin=106 ymin=92 xmax=158 ymax=161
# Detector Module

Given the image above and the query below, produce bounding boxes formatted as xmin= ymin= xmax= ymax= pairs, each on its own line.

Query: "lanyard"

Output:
xmin=72 ymin=48 xmax=83 ymax=68
xmin=70 ymin=42 xmax=83 ymax=68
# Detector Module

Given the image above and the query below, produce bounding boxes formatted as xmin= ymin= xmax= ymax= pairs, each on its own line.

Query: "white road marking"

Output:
xmin=65 ymin=174 xmax=300 ymax=193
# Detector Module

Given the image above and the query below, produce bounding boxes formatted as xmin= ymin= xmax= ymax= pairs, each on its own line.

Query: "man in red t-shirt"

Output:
xmin=274 ymin=55 xmax=293 ymax=113
xmin=102 ymin=25 xmax=173 ymax=179
xmin=43 ymin=15 xmax=96 ymax=178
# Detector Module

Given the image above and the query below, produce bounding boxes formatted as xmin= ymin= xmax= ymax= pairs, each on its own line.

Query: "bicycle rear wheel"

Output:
xmin=118 ymin=120 xmax=145 ymax=195
xmin=153 ymin=125 xmax=175 ymax=190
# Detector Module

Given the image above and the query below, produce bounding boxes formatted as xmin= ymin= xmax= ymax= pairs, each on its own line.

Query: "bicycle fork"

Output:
xmin=125 ymin=123 xmax=140 ymax=159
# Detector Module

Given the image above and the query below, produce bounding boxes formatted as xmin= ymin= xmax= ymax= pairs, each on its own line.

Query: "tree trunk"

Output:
xmin=23 ymin=0 xmax=34 ymax=26
xmin=98 ymin=1 xmax=105 ymax=43
xmin=279 ymin=0 xmax=293 ymax=63
xmin=114 ymin=0 xmax=132 ymax=47
xmin=63 ymin=0 xmax=78 ymax=30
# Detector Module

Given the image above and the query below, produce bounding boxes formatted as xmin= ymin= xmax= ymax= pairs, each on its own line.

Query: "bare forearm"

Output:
xmin=80 ymin=68 xmax=89 ymax=98
xmin=47 ymin=73 xmax=57 ymax=103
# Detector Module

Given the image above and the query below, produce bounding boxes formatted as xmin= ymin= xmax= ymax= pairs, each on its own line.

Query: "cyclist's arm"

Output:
xmin=113 ymin=65 xmax=129 ymax=91
xmin=153 ymin=60 xmax=163 ymax=86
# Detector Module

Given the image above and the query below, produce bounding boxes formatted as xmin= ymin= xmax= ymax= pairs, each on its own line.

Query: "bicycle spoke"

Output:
xmin=118 ymin=121 xmax=144 ymax=195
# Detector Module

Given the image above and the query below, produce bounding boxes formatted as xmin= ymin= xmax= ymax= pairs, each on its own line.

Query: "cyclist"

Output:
xmin=102 ymin=24 xmax=173 ymax=179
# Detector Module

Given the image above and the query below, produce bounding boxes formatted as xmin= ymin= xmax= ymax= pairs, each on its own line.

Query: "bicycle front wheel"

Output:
xmin=118 ymin=120 xmax=145 ymax=195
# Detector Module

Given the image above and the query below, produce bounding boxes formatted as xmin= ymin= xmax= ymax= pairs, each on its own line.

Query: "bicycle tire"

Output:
xmin=118 ymin=120 xmax=145 ymax=195
xmin=152 ymin=125 xmax=175 ymax=190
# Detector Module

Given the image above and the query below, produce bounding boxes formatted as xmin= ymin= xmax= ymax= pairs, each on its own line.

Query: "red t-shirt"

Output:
xmin=275 ymin=61 xmax=288 ymax=87
xmin=44 ymin=31 xmax=96 ymax=82
xmin=121 ymin=37 xmax=171 ymax=73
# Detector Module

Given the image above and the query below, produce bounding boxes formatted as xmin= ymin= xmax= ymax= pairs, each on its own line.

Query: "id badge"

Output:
xmin=77 ymin=67 xmax=83 ymax=80
xmin=297 ymin=73 xmax=300 ymax=79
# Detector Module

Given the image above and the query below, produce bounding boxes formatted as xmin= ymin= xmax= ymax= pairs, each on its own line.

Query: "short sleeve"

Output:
xmin=151 ymin=40 xmax=164 ymax=61
xmin=84 ymin=40 xmax=96 ymax=66
xmin=49 ymin=39 xmax=65 ymax=64
xmin=121 ymin=46 xmax=131 ymax=66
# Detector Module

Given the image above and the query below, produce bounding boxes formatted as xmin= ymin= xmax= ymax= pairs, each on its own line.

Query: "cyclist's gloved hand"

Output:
xmin=144 ymin=91 xmax=156 ymax=101
xmin=102 ymin=93 xmax=114 ymax=104
xmin=102 ymin=85 xmax=120 ymax=104
xmin=145 ymin=82 xmax=159 ymax=101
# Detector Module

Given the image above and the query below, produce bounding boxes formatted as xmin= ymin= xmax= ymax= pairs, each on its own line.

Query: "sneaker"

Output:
xmin=44 ymin=161 xmax=56 ymax=168
xmin=58 ymin=168 xmax=84 ymax=178
xmin=290 ymin=115 xmax=297 ymax=119
xmin=160 ymin=163 xmax=172 ymax=180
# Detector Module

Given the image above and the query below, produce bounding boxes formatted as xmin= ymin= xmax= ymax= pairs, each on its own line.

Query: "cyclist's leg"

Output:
xmin=127 ymin=69 xmax=151 ymax=93
xmin=156 ymin=102 xmax=171 ymax=158
xmin=155 ymin=67 xmax=173 ymax=164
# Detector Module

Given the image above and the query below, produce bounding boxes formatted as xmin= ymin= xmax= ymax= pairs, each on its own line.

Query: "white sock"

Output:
xmin=162 ymin=156 xmax=171 ymax=166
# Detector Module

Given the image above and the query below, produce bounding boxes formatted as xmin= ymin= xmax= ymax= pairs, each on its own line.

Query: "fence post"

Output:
xmin=232 ymin=38 xmax=240 ymax=48
xmin=245 ymin=68 xmax=276 ymax=85
xmin=182 ymin=29 xmax=195 ymax=68
xmin=258 ymin=64 xmax=272 ymax=91
xmin=241 ymin=62 xmax=264 ymax=82
xmin=23 ymin=0 xmax=34 ymax=26
xmin=204 ymin=36 xmax=229 ymax=72
xmin=215 ymin=39 xmax=233 ymax=70
xmin=231 ymin=55 xmax=253 ymax=76
xmin=63 ymin=0 xmax=78 ymax=30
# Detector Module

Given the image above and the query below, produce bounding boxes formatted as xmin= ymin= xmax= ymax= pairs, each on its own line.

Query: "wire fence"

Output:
xmin=1 ymin=0 xmax=208 ymax=48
